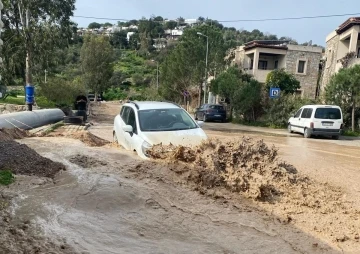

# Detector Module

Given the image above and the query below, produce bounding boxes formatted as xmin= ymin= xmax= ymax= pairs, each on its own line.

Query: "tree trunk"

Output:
xmin=26 ymin=48 xmax=33 ymax=111
xmin=352 ymin=99 xmax=356 ymax=132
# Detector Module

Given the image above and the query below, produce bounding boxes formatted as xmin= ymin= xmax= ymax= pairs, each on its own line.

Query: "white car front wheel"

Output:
xmin=113 ymin=131 xmax=118 ymax=143
xmin=287 ymin=124 xmax=293 ymax=133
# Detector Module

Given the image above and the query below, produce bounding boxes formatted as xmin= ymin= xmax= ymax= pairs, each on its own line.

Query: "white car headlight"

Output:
xmin=141 ymin=141 xmax=152 ymax=157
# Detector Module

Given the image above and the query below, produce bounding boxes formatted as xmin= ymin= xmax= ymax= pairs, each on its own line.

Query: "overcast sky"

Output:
xmin=73 ymin=0 xmax=359 ymax=46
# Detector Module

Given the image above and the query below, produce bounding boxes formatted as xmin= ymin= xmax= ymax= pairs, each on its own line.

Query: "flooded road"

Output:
xmin=14 ymin=138 xmax=329 ymax=254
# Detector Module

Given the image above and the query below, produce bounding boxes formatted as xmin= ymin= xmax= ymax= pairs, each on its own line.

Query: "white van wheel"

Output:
xmin=304 ymin=128 xmax=311 ymax=138
xmin=287 ymin=124 xmax=293 ymax=133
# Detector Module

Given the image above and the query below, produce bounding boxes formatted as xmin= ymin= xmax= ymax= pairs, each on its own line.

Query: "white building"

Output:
xmin=127 ymin=32 xmax=135 ymax=41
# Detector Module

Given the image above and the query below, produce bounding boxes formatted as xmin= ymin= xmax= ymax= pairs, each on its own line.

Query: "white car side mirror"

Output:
xmin=197 ymin=121 xmax=204 ymax=127
xmin=122 ymin=125 xmax=133 ymax=133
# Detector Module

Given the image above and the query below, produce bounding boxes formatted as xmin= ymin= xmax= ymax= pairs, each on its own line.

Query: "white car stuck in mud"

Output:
xmin=113 ymin=101 xmax=208 ymax=159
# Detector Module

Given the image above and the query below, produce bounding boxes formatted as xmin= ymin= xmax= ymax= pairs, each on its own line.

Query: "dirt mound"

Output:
xmin=69 ymin=154 xmax=108 ymax=168
xmin=149 ymin=137 xmax=298 ymax=201
xmin=0 ymin=195 xmax=75 ymax=254
xmin=148 ymin=137 xmax=360 ymax=243
xmin=47 ymin=131 xmax=109 ymax=147
xmin=0 ymin=128 xmax=30 ymax=141
xmin=0 ymin=141 xmax=65 ymax=178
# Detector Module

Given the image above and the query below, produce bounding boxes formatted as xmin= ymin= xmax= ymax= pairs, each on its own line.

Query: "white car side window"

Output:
xmin=294 ymin=109 xmax=302 ymax=118
xmin=121 ymin=107 xmax=130 ymax=124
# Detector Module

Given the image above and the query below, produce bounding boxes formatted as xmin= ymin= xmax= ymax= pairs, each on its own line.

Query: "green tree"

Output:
xmin=103 ymin=22 xmax=113 ymax=27
xmin=88 ymin=22 xmax=102 ymax=29
xmin=160 ymin=26 xmax=226 ymax=104
xmin=232 ymin=79 xmax=263 ymax=122
xmin=2 ymin=0 xmax=75 ymax=106
xmin=211 ymin=67 xmax=252 ymax=116
xmin=110 ymin=31 xmax=128 ymax=49
xmin=164 ymin=20 xmax=177 ymax=30
xmin=80 ymin=36 xmax=114 ymax=99
xmin=325 ymin=65 xmax=360 ymax=131
xmin=265 ymin=69 xmax=300 ymax=94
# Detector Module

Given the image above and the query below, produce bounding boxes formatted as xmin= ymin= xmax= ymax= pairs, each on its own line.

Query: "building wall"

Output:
xmin=285 ymin=49 xmax=321 ymax=98
xmin=321 ymin=34 xmax=339 ymax=92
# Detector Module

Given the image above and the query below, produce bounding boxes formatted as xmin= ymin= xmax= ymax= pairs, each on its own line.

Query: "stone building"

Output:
xmin=321 ymin=17 xmax=360 ymax=91
xmin=233 ymin=40 xmax=323 ymax=98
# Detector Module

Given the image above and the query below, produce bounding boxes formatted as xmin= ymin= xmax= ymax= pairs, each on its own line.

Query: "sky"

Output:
xmin=73 ymin=0 xmax=359 ymax=46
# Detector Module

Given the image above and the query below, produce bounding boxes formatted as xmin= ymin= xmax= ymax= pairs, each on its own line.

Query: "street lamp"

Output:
xmin=151 ymin=60 xmax=159 ymax=90
xmin=197 ymin=32 xmax=209 ymax=104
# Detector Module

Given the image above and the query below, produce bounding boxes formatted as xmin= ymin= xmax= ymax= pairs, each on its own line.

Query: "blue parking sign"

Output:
xmin=270 ymin=88 xmax=280 ymax=98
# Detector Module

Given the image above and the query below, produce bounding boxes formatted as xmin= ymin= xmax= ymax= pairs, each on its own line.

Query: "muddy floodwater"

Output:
xmin=2 ymin=103 xmax=360 ymax=254
xmin=4 ymin=137 xmax=339 ymax=254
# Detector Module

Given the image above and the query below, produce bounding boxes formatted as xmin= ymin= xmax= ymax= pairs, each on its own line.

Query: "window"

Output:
xmin=294 ymin=109 xmax=302 ymax=118
xmin=209 ymin=105 xmax=224 ymax=110
xmin=301 ymin=108 xmax=313 ymax=119
xmin=297 ymin=60 xmax=306 ymax=74
xmin=138 ymin=108 xmax=198 ymax=132
xmin=121 ymin=106 xmax=130 ymax=123
xmin=314 ymin=108 xmax=341 ymax=120
xmin=258 ymin=60 xmax=268 ymax=70
xmin=127 ymin=108 xmax=137 ymax=133
xmin=274 ymin=60 xmax=279 ymax=69
xmin=358 ymin=47 xmax=360 ymax=58
xmin=250 ymin=59 xmax=254 ymax=70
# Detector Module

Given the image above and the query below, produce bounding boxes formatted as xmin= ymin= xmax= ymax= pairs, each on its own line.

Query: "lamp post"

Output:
xmin=197 ymin=32 xmax=209 ymax=104
xmin=152 ymin=60 xmax=159 ymax=90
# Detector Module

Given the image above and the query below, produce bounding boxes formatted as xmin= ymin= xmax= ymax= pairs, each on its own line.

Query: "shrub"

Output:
xmin=0 ymin=170 xmax=15 ymax=186
xmin=264 ymin=95 xmax=318 ymax=128
xmin=103 ymin=87 xmax=127 ymax=101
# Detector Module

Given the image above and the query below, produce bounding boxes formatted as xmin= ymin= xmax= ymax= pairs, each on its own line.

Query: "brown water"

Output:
xmin=8 ymin=137 xmax=341 ymax=254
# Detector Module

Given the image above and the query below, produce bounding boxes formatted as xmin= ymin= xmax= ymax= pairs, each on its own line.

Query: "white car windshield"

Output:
xmin=138 ymin=108 xmax=198 ymax=132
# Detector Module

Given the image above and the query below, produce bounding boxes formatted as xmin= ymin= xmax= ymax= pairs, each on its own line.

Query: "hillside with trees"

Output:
xmin=0 ymin=14 xmax=323 ymax=107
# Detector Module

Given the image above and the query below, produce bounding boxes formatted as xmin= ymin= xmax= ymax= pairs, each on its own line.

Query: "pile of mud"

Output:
xmin=47 ymin=131 xmax=109 ymax=147
xmin=0 ymin=128 xmax=29 ymax=141
xmin=0 ymin=141 xmax=65 ymax=178
xmin=69 ymin=154 xmax=108 ymax=168
xmin=0 ymin=195 xmax=75 ymax=254
xmin=149 ymin=137 xmax=298 ymax=201
xmin=148 ymin=137 xmax=360 ymax=243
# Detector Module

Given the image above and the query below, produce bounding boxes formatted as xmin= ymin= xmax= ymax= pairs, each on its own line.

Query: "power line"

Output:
xmin=73 ymin=12 xmax=360 ymax=23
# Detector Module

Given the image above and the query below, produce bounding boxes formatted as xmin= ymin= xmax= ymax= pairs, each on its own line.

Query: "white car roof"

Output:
xmin=125 ymin=101 xmax=181 ymax=110
xmin=302 ymin=105 xmax=341 ymax=109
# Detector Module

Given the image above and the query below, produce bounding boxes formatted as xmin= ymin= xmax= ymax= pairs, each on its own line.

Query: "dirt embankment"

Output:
xmin=0 ymin=129 xmax=75 ymax=254
xmin=46 ymin=131 xmax=110 ymax=147
xmin=148 ymin=137 xmax=360 ymax=246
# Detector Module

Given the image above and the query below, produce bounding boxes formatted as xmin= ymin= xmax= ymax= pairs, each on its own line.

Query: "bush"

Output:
xmin=2 ymin=96 xmax=25 ymax=105
xmin=36 ymin=96 xmax=57 ymax=108
xmin=0 ymin=170 xmax=15 ymax=186
xmin=38 ymin=77 xmax=86 ymax=107
xmin=103 ymin=87 xmax=127 ymax=101
xmin=264 ymin=95 xmax=317 ymax=128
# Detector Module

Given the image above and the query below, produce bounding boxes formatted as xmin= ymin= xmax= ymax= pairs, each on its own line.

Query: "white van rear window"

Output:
xmin=314 ymin=108 xmax=341 ymax=120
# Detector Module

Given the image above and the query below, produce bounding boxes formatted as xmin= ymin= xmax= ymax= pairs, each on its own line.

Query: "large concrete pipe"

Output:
xmin=0 ymin=109 xmax=65 ymax=130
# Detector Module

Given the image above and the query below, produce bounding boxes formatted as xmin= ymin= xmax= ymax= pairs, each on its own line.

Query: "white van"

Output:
xmin=288 ymin=105 xmax=343 ymax=139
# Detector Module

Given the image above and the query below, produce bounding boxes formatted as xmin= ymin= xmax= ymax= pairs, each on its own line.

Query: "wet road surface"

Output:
xmin=13 ymin=138 xmax=335 ymax=254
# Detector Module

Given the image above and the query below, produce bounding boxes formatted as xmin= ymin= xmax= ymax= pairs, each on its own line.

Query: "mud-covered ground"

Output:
xmin=1 ymin=103 xmax=360 ymax=253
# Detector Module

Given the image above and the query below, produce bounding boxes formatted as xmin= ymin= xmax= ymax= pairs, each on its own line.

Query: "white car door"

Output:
xmin=299 ymin=108 xmax=313 ymax=133
xmin=115 ymin=106 xmax=131 ymax=150
xmin=124 ymin=107 xmax=144 ymax=152
xmin=290 ymin=108 xmax=303 ymax=132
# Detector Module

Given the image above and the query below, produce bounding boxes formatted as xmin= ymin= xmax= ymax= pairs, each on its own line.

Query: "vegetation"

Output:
xmin=265 ymin=69 xmax=301 ymax=94
xmin=0 ymin=170 xmax=15 ymax=186
xmin=80 ymin=35 xmax=114 ymax=99
xmin=325 ymin=65 xmax=360 ymax=131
